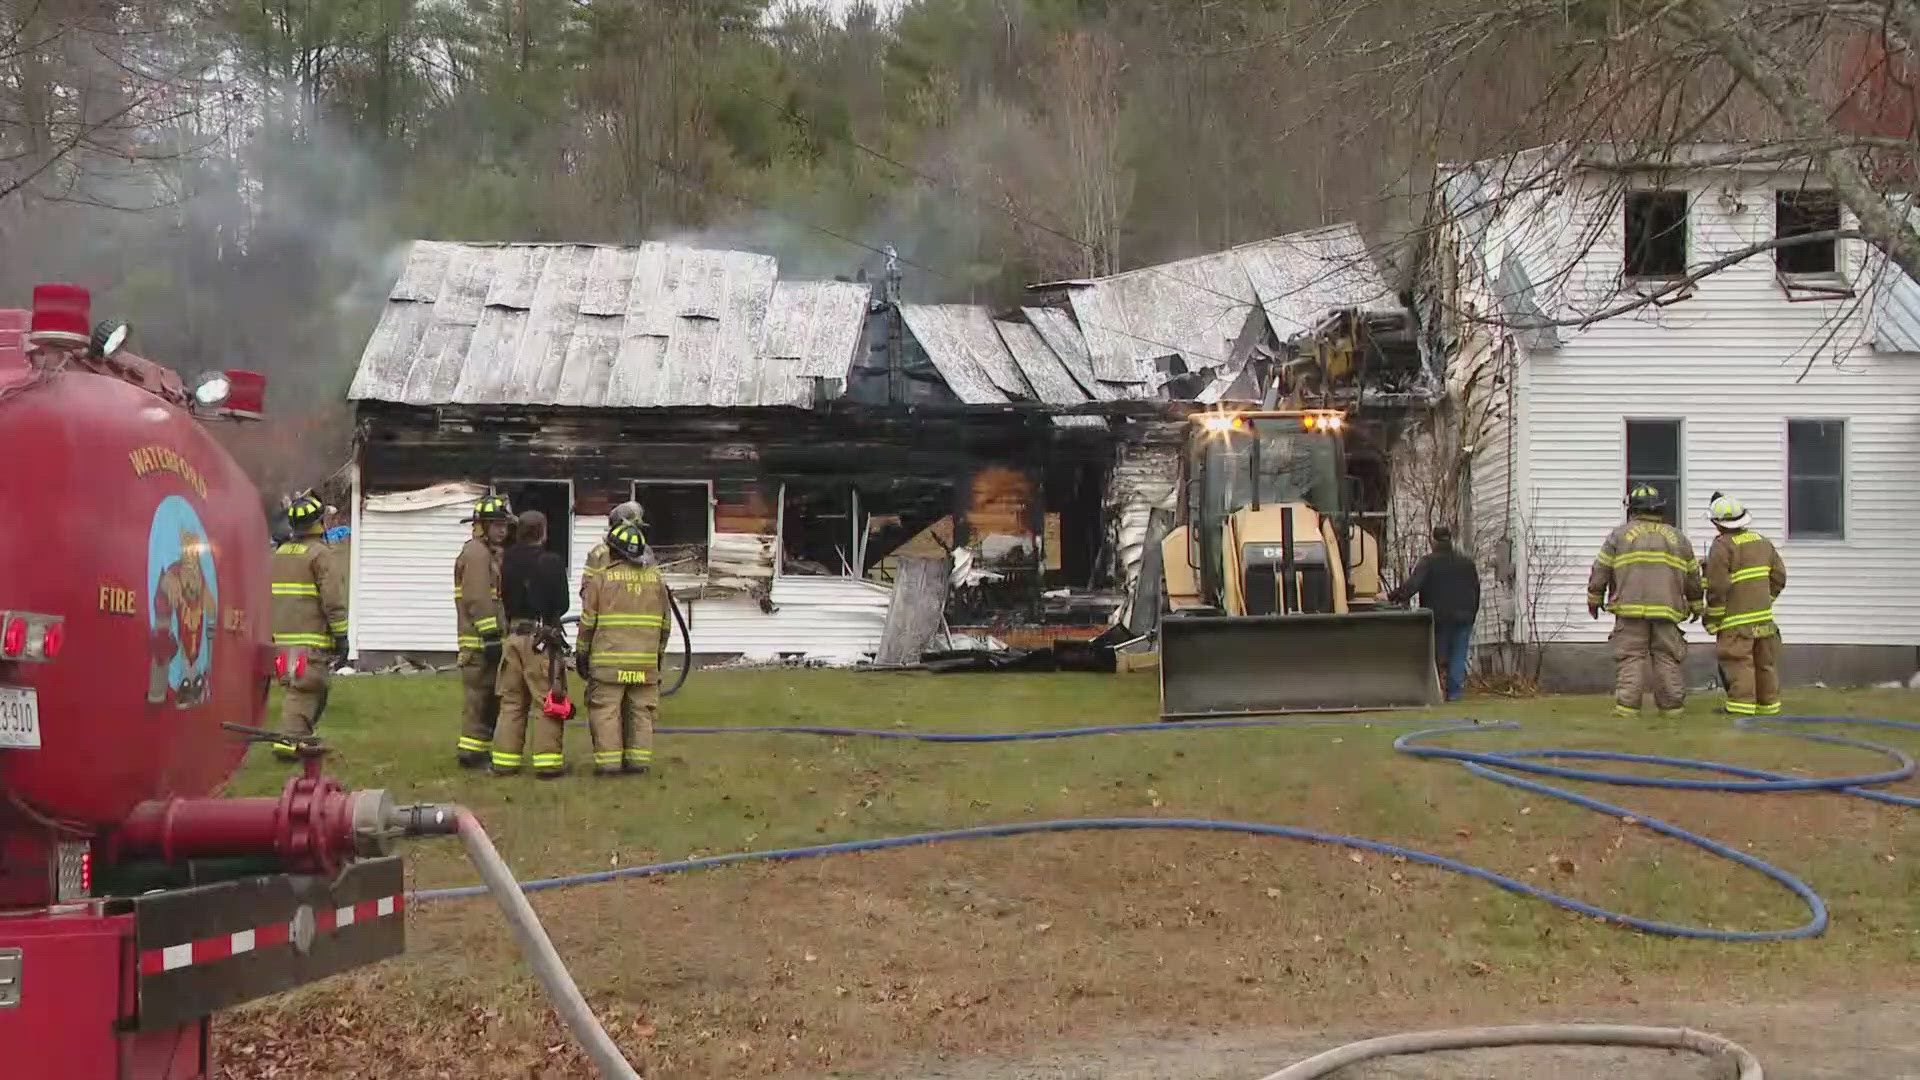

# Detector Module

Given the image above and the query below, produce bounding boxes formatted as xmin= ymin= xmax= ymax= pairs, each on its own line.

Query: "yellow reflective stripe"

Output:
xmin=1612 ymin=705 xmax=1639 ymax=718
xmin=579 ymin=615 xmax=597 ymax=628
xmin=457 ymin=636 xmax=484 ymax=648
xmin=624 ymin=748 xmax=652 ymax=763
xmin=1705 ymin=606 xmax=1727 ymax=616
xmin=1731 ymin=532 xmax=1765 ymax=545
xmin=594 ymin=614 xmax=665 ymax=626
xmin=1608 ymin=603 xmax=1687 ymax=621
xmin=1593 ymin=553 xmax=1616 ymax=567
xmin=1725 ymin=700 xmax=1759 ymax=715
xmin=1729 ymin=566 xmax=1771 ymax=583
xmin=593 ymin=751 xmax=624 ymax=765
xmin=1609 ymin=551 xmax=1694 ymax=570
xmin=273 ymin=633 xmax=331 ymax=646
xmin=491 ymin=751 xmax=525 ymax=766
xmin=596 ymin=651 xmax=659 ymax=662
xmin=453 ymin=587 xmax=464 ymax=598
xmin=532 ymin=753 xmax=566 ymax=768
xmin=473 ymin=617 xmax=499 ymax=633
xmin=272 ymin=583 xmax=320 ymax=596
xmin=457 ymin=736 xmax=492 ymax=752
xmin=1756 ymin=702 xmax=1783 ymax=715
xmin=1717 ymin=609 xmax=1774 ymax=630
xmin=327 ymin=620 xmax=349 ymax=633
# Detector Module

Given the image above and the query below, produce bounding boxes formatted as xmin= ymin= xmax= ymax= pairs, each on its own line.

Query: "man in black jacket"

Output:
xmin=491 ymin=510 xmax=574 ymax=778
xmin=1387 ymin=525 xmax=1481 ymax=702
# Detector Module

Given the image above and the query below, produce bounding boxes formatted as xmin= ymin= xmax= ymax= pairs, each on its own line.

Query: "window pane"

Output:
xmin=1788 ymin=477 xmax=1843 ymax=537
xmin=1776 ymin=190 xmax=1840 ymax=275
xmin=1625 ymin=191 xmax=1688 ymax=278
xmin=1788 ymin=419 xmax=1844 ymax=478
xmin=1626 ymin=419 xmax=1680 ymax=475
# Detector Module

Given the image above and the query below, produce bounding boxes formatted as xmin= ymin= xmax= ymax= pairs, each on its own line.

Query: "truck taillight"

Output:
xmin=0 ymin=611 xmax=64 ymax=662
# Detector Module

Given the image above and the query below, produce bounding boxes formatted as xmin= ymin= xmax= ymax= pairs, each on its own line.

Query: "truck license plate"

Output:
xmin=0 ymin=686 xmax=40 ymax=749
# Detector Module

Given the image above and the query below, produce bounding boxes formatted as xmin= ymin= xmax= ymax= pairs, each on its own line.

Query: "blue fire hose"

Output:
xmin=415 ymin=715 xmax=1919 ymax=943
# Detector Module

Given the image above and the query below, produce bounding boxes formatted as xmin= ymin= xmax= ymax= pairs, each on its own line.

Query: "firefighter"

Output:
xmin=579 ymin=500 xmax=646 ymax=604
xmin=269 ymin=491 xmax=348 ymax=761
xmin=453 ymin=493 xmax=513 ymax=768
xmin=1703 ymin=493 xmax=1787 ymax=716
xmin=1587 ymin=484 xmax=1704 ymax=719
xmin=491 ymin=510 xmax=573 ymax=778
xmin=576 ymin=519 xmax=669 ymax=776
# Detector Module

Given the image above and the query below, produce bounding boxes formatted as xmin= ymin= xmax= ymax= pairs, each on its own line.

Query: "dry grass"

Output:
xmin=216 ymin=670 xmax=1920 ymax=1078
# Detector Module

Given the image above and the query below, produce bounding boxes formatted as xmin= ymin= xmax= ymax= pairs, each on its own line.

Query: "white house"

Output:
xmin=1424 ymin=146 xmax=1920 ymax=689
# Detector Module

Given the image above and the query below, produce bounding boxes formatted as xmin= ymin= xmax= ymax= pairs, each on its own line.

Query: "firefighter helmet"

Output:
xmin=607 ymin=520 xmax=648 ymax=564
xmin=462 ymin=493 xmax=514 ymax=524
xmin=285 ymin=490 xmax=326 ymax=534
xmin=1626 ymin=483 xmax=1666 ymax=514
xmin=610 ymin=500 xmax=645 ymax=528
xmin=1708 ymin=492 xmax=1752 ymax=530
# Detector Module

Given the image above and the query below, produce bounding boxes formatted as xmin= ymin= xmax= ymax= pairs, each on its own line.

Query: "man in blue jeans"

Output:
xmin=1386 ymin=525 xmax=1482 ymax=702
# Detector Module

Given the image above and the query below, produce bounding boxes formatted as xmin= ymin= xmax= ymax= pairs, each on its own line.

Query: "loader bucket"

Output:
xmin=1158 ymin=609 xmax=1442 ymax=718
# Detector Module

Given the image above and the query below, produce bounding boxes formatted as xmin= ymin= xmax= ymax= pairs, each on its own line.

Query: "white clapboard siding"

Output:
xmin=353 ymin=484 xmax=485 ymax=653
xmin=566 ymin=514 xmax=607 ymax=623
xmin=1471 ymin=167 xmax=1920 ymax=646
xmin=682 ymin=576 xmax=892 ymax=660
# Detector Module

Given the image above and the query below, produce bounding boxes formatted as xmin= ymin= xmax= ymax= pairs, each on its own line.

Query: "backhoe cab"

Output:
xmin=1157 ymin=410 xmax=1440 ymax=718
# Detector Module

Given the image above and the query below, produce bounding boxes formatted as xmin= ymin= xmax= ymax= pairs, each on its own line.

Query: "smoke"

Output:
xmin=0 ymin=106 xmax=408 ymax=494
xmin=657 ymin=93 xmax=1063 ymax=303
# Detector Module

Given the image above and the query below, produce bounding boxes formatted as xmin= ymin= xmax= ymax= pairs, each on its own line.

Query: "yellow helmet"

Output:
xmin=1708 ymin=492 xmax=1752 ymax=529
xmin=463 ymin=493 xmax=513 ymax=524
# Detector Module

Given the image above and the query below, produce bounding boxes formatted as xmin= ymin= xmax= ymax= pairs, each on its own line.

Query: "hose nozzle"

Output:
xmin=386 ymin=802 xmax=462 ymax=837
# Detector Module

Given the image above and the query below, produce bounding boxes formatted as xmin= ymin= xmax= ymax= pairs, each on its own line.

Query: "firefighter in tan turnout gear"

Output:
xmin=578 ymin=500 xmax=645 ymax=605
xmin=454 ymin=494 xmax=512 ymax=768
xmin=491 ymin=509 xmax=573 ymax=778
xmin=1703 ymin=493 xmax=1788 ymax=716
xmin=270 ymin=491 xmax=348 ymax=761
xmin=576 ymin=519 xmax=669 ymax=775
xmin=1587 ymin=484 xmax=1704 ymax=719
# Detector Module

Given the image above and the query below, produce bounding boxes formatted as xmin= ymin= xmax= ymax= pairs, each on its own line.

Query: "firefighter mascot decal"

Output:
xmin=147 ymin=495 xmax=219 ymax=708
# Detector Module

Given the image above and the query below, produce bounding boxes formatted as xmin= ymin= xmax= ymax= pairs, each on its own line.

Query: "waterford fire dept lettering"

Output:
xmin=147 ymin=495 xmax=219 ymax=709
xmin=128 ymin=444 xmax=209 ymax=499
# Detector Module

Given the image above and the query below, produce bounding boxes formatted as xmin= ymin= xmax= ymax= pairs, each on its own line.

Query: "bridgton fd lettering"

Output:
xmin=129 ymin=445 xmax=209 ymax=499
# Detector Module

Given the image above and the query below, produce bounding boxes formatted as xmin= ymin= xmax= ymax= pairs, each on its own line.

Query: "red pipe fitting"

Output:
xmin=110 ymin=756 xmax=394 ymax=875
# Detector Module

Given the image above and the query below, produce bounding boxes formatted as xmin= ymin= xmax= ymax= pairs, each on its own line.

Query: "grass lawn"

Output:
xmin=219 ymin=669 xmax=1920 ymax=1078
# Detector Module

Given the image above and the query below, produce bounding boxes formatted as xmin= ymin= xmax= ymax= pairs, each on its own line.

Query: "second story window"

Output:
xmin=1624 ymin=190 xmax=1688 ymax=279
xmin=1775 ymin=189 xmax=1841 ymax=276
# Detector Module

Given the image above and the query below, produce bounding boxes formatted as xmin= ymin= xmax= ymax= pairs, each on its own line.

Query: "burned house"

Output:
xmin=340 ymin=229 xmax=1433 ymax=666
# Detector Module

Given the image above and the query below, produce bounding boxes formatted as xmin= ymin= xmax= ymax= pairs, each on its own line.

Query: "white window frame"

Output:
xmin=1771 ymin=188 xmax=1849 ymax=285
xmin=1783 ymin=418 xmax=1847 ymax=541
xmin=1623 ymin=417 xmax=1684 ymax=525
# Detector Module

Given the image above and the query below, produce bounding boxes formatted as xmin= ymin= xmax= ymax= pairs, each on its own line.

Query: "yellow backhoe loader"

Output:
xmin=1157 ymin=409 xmax=1441 ymax=717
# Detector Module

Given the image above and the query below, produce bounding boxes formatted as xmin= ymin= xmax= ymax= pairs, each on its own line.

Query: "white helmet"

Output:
xmin=1708 ymin=492 xmax=1752 ymax=530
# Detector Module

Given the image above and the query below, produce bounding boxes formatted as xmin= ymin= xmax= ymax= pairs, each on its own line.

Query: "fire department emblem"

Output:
xmin=147 ymin=495 xmax=219 ymax=708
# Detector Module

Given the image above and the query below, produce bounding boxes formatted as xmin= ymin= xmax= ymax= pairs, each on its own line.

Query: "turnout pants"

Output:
xmin=272 ymin=650 xmax=333 ymax=759
xmin=1717 ymin=631 xmax=1781 ymax=716
xmin=586 ymin=680 xmax=658 ymax=773
xmin=492 ymin=632 xmax=568 ymax=775
xmin=1610 ymin=617 xmax=1687 ymax=717
xmin=457 ymin=647 xmax=501 ymax=762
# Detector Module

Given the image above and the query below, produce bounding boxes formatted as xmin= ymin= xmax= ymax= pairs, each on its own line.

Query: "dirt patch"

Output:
xmin=891 ymin=999 xmax=1920 ymax=1079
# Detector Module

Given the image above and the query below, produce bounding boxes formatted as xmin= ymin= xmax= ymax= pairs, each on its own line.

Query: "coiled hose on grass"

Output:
xmin=430 ymin=715 xmax=1918 ymax=1078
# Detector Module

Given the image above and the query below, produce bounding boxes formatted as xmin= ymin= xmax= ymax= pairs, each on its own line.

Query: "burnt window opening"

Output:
xmin=1775 ymin=190 xmax=1841 ymax=276
xmin=782 ymin=483 xmax=855 ymax=575
xmin=632 ymin=481 xmax=711 ymax=569
xmin=1624 ymin=190 xmax=1688 ymax=279
xmin=494 ymin=481 xmax=572 ymax=560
